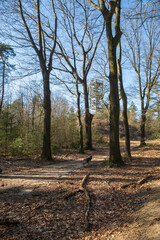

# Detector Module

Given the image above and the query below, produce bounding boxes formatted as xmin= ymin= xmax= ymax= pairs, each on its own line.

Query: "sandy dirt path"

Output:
xmin=0 ymin=141 xmax=160 ymax=240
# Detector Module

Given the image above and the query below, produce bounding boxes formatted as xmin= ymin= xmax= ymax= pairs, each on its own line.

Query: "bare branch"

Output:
xmin=18 ymin=0 xmax=39 ymax=55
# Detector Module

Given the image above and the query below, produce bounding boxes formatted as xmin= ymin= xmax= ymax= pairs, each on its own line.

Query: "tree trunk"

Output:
xmin=32 ymin=103 xmax=35 ymax=129
xmin=41 ymin=70 xmax=52 ymax=160
xmin=106 ymin=16 xmax=124 ymax=166
xmin=83 ymin=82 xmax=93 ymax=150
xmin=117 ymin=42 xmax=131 ymax=158
xmin=121 ymin=92 xmax=131 ymax=157
xmin=0 ymin=59 xmax=5 ymax=115
xmin=140 ymin=109 xmax=147 ymax=146
xmin=76 ymin=80 xmax=84 ymax=153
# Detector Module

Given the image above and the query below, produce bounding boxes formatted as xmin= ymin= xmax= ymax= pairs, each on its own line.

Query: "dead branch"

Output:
xmin=64 ymin=173 xmax=91 ymax=230
xmin=121 ymin=175 xmax=154 ymax=189
xmin=137 ymin=175 xmax=153 ymax=185
xmin=81 ymin=173 xmax=91 ymax=230
xmin=121 ymin=182 xmax=136 ymax=189
xmin=81 ymin=173 xmax=90 ymax=188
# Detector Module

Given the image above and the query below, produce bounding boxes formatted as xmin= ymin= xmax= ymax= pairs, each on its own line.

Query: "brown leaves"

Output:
xmin=0 ymin=140 xmax=160 ymax=239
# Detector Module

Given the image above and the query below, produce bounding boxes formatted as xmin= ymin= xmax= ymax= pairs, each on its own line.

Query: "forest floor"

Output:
xmin=0 ymin=140 xmax=160 ymax=240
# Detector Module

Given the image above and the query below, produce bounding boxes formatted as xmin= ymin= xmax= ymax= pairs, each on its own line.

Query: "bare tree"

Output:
xmin=86 ymin=0 xmax=124 ymax=166
xmin=11 ymin=0 xmax=58 ymax=160
xmin=55 ymin=0 xmax=104 ymax=150
xmin=124 ymin=8 xmax=160 ymax=146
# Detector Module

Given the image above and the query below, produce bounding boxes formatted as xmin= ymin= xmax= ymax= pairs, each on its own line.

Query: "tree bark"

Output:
xmin=108 ymin=45 xmax=123 ymax=165
xmin=41 ymin=70 xmax=52 ymax=160
xmin=117 ymin=42 xmax=131 ymax=158
xmin=105 ymin=10 xmax=124 ymax=166
xmin=83 ymin=82 xmax=93 ymax=150
xmin=86 ymin=0 xmax=125 ymax=165
xmin=0 ymin=58 xmax=5 ymax=115
xmin=140 ymin=109 xmax=147 ymax=146
xmin=76 ymin=80 xmax=84 ymax=153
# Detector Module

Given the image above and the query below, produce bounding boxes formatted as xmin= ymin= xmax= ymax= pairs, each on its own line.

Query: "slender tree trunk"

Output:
xmin=41 ymin=70 xmax=52 ymax=160
xmin=140 ymin=108 xmax=147 ymax=146
xmin=5 ymin=107 xmax=9 ymax=155
xmin=83 ymin=82 xmax=93 ymax=150
xmin=0 ymin=59 xmax=5 ymax=115
xmin=76 ymin=80 xmax=84 ymax=153
xmin=32 ymin=103 xmax=35 ymax=129
xmin=117 ymin=42 xmax=131 ymax=158
xmin=105 ymin=16 xmax=124 ymax=166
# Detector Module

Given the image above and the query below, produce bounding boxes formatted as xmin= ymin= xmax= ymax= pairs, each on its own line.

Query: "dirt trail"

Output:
xmin=0 ymin=146 xmax=108 ymax=191
xmin=0 ymin=141 xmax=160 ymax=240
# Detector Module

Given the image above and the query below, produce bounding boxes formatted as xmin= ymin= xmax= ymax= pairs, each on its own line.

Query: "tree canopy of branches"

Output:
xmin=54 ymin=0 xmax=105 ymax=150
xmin=124 ymin=5 xmax=160 ymax=146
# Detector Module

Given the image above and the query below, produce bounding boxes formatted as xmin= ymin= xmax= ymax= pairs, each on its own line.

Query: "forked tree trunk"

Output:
xmin=41 ymin=70 xmax=52 ymax=160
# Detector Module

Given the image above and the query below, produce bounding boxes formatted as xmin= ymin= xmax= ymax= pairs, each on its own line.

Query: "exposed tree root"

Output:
xmin=121 ymin=182 xmax=136 ymax=189
xmin=81 ymin=173 xmax=91 ymax=230
xmin=64 ymin=173 xmax=91 ymax=230
xmin=121 ymin=175 xmax=154 ymax=189
xmin=137 ymin=175 xmax=153 ymax=185
xmin=64 ymin=189 xmax=84 ymax=200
